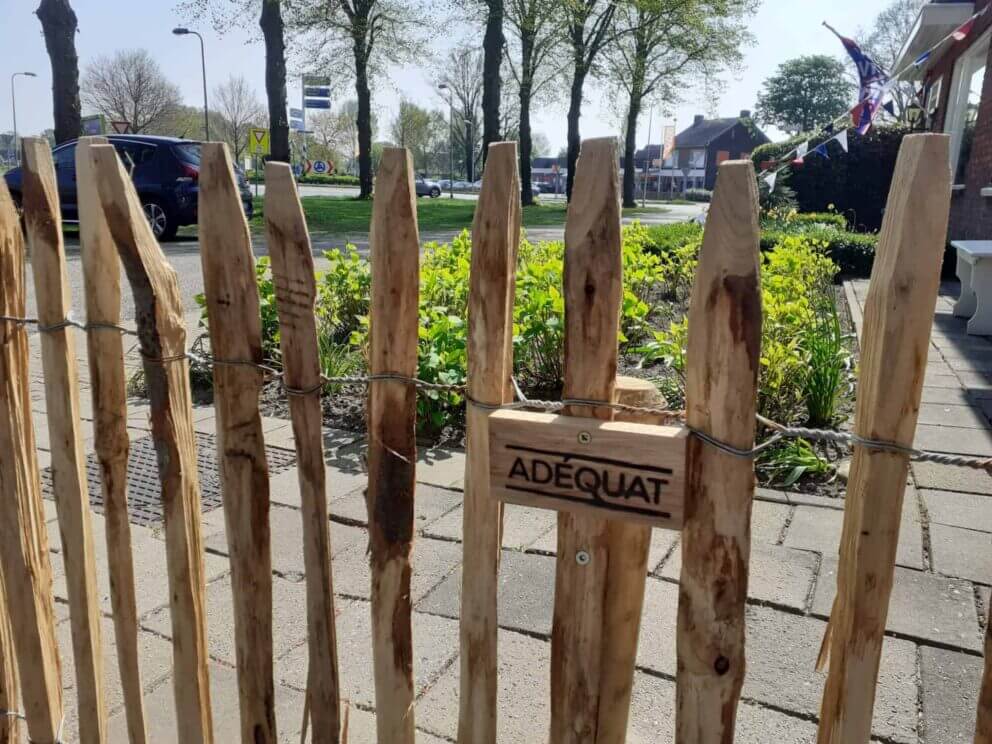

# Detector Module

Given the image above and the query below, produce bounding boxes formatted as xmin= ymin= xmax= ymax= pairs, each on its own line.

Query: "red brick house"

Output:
xmin=897 ymin=1 xmax=992 ymax=238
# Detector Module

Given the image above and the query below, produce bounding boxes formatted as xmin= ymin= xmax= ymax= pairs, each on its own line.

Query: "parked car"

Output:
xmin=438 ymin=179 xmax=451 ymax=189
xmin=3 ymin=134 xmax=253 ymax=241
xmin=452 ymin=180 xmax=471 ymax=190
xmin=415 ymin=176 xmax=442 ymax=198
xmin=530 ymin=182 xmax=541 ymax=197
xmin=538 ymin=182 xmax=558 ymax=194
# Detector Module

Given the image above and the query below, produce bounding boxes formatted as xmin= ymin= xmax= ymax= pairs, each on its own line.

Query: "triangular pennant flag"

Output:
xmin=883 ymin=100 xmax=896 ymax=116
xmin=763 ymin=171 xmax=777 ymax=193
xmin=953 ymin=16 xmax=976 ymax=41
xmin=914 ymin=49 xmax=932 ymax=66
xmin=813 ymin=143 xmax=830 ymax=158
xmin=796 ymin=141 xmax=809 ymax=158
xmin=834 ymin=129 xmax=848 ymax=152
xmin=823 ymin=122 xmax=835 ymax=135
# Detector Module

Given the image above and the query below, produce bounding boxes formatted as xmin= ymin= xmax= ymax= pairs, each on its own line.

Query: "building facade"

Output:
xmin=632 ymin=112 xmax=770 ymax=193
xmin=897 ymin=0 xmax=992 ymax=239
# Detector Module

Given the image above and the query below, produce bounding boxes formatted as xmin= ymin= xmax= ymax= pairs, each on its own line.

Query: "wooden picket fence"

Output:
xmin=0 ymin=130 xmax=985 ymax=744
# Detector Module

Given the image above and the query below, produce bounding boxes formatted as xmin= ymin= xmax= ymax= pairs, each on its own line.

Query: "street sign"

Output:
xmin=290 ymin=119 xmax=304 ymax=132
xmin=304 ymin=159 xmax=333 ymax=175
xmin=81 ymin=114 xmax=106 ymax=136
xmin=111 ymin=120 xmax=132 ymax=134
xmin=290 ymin=107 xmax=304 ymax=119
xmin=681 ymin=165 xmax=692 ymax=177
xmin=302 ymin=74 xmax=331 ymax=87
xmin=304 ymin=86 xmax=331 ymax=98
xmin=248 ymin=128 xmax=270 ymax=155
xmin=304 ymin=98 xmax=331 ymax=110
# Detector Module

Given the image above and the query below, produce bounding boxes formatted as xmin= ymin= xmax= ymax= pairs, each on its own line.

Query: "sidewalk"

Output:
xmin=25 ymin=284 xmax=992 ymax=742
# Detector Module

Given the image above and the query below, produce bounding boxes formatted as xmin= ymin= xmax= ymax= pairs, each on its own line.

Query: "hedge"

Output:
xmin=246 ymin=171 xmax=360 ymax=186
xmin=645 ymin=220 xmax=878 ymax=277
xmin=751 ymin=124 xmax=911 ymax=232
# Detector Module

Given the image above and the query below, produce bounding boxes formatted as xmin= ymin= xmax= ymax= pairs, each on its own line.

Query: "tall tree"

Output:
xmin=36 ymin=0 xmax=81 ymax=144
xmin=389 ymin=99 xmax=442 ymax=170
xmin=176 ymin=0 xmax=292 ymax=161
xmin=755 ymin=55 xmax=854 ymax=135
xmin=439 ymin=45 xmax=484 ymax=182
xmin=505 ymin=0 xmax=564 ymax=204
xmin=286 ymin=1 xmax=434 ymax=198
xmin=605 ymin=0 xmax=757 ymax=207
xmin=214 ymin=75 xmax=266 ymax=161
xmin=481 ymin=0 xmax=505 ymax=163
xmin=260 ymin=0 xmax=291 ymax=161
xmin=861 ymin=0 xmax=926 ymax=122
xmin=559 ymin=0 xmax=619 ymax=199
xmin=82 ymin=49 xmax=183 ymax=133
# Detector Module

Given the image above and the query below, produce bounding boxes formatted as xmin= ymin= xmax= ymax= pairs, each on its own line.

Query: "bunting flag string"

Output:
xmin=760 ymin=6 xmax=987 ymax=194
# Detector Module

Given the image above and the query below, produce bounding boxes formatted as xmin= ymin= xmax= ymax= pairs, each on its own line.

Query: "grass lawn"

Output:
xmin=249 ymin=196 xmax=661 ymax=235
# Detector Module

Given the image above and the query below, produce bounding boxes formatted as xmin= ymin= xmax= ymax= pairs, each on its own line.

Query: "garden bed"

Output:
xmin=178 ymin=212 xmax=867 ymax=491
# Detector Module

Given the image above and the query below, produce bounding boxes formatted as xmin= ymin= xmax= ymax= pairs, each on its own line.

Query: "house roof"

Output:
xmin=893 ymin=1 xmax=976 ymax=79
xmin=674 ymin=117 xmax=747 ymax=148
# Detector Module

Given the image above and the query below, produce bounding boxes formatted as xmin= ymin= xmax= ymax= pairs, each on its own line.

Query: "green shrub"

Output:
xmin=684 ymin=188 xmax=712 ymax=202
xmin=759 ymin=227 xmax=876 ymax=277
xmin=246 ymin=171 xmax=361 ymax=186
xmin=642 ymin=223 xmax=703 ymax=256
xmin=752 ymin=124 xmax=911 ymax=231
xmin=761 ymin=208 xmax=847 ymax=230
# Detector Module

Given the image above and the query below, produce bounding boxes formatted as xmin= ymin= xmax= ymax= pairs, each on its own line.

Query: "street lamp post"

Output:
xmin=172 ymin=28 xmax=210 ymax=141
xmin=437 ymin=83 xmax=454 ymax=199
xmin=10 ymin=71 xmax=37 ymax=165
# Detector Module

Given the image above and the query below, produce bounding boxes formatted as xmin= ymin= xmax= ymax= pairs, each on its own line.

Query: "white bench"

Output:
xmin=952 ymin=240 xmax=992 ymax=335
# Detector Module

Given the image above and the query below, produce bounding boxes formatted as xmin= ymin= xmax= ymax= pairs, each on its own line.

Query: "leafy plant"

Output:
xmin=801 ymin=287 xmax=852 ymax=427
xmin=757 ymin=437 xmax=832 ymax=486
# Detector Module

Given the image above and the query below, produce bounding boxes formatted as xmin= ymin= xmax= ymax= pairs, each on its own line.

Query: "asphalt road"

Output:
xmin=35 ymin=198 xmax=703 ymax=323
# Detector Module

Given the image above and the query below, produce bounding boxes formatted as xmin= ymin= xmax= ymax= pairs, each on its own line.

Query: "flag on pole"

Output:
xmin=661 ymin=125 xmax=676 ymax=160
xmin=826 ymin=22 xmax=890 ymax=135
xmin=953 ymin=16 xmax=976 ymax=41
xmin=835 ymin=129 xmax=848 ymax=152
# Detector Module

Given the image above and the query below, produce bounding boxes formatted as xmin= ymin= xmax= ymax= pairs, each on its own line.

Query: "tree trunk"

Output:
xmin=465 ymin=121 xmax=474 ymax=183
xmin=518 ymin=31 xmax=534 ymax=207
xmin=260 ymin=0 xmax=290 ymax=162
xmin=622 ymin=93 xmax=641 ymax=208
xmin=481 ymin=0 xmax=504 ymax=166
xmin=565 ymin=66 xmax=585 ymax=201
xmin=354 ymin=55 xmax=373 ymax=199
xmin=36 ymin=0 xmax=81 ymax=145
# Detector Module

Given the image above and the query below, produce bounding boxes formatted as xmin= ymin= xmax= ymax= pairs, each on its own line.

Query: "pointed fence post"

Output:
xmin=458 ymin=141 xmax=520 ymax=744
xmin=91 ymin=144 xmax=214 ymax=744
xmin=77 ymin=135 xmax=149 ymax=744
xmin=198 ymin=142 xmax=277 ymax=744
xmin=549 ymin=136 xmax=623 ymax=744
xmin=264 ymin=160 xmax=342 ymax=743
xmin=676 ymin=159 xmax=761 ymax=742
xmin=0 ymin=566 xmax=16 ymax=744
xmin=818 ymin=134 xmax=951 ymax=744
xmin=0 ymin=178 xmax=63 ymax=744
xmin=978 ymin=604 xmax=992 ymax=744
xmin=367 ymin=147 xmax=420 ymax=744
xmin=22 ymin=136 xmax=108 ymax=744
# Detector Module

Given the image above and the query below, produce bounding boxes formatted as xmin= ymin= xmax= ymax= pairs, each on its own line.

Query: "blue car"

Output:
xmin=3 ymin=134 xmax=254 ymax=241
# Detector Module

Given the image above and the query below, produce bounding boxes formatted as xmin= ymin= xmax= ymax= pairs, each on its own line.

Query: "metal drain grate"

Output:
xmin=41 ymin=431 xmax=298 ymax=527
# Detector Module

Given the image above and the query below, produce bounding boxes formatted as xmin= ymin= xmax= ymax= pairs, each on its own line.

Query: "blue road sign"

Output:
xmin=304 ymin=98 xmax=331 ymax=109
xmin=304 ymin=86 xmax=331 ymax=98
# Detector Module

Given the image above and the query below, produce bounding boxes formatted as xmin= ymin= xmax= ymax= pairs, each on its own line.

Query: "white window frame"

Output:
xmin=945 ymin=28 xmax=990 ymax=184
xmin=688 ymin=148 xmax=706 ymax=168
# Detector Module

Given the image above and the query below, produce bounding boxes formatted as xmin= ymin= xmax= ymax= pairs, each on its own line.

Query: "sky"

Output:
xmin=0 ymin=0 xmax=887 ymax=153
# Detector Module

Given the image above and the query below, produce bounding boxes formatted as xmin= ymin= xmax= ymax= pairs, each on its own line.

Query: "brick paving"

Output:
xmin=13 ymin=280 xmax=992 ymax=742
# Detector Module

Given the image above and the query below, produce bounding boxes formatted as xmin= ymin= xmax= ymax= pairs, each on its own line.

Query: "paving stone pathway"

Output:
xmin=16 ymin=279 xmax=992 ymax=743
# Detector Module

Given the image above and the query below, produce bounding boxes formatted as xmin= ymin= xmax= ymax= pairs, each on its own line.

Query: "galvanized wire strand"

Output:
xmin=5 ymin=312 xmax=992 ymax=472
xmin=0 ymin=708 xmax=66 ymax=744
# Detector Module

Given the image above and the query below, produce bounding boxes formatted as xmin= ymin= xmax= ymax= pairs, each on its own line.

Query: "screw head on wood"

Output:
xmin=575 ymin=550 xmax=591 ymax=566
xmin=577 ymin=431 xmax=592 ymax=444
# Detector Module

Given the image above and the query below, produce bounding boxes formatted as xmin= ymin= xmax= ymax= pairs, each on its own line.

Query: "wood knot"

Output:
xmin=714 ymin=655 xmax=730 ymax=675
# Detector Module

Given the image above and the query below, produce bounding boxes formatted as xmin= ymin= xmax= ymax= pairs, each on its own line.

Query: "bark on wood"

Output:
xmin=264 ymin=161 xmax=342 ymax=743
xmin=22 ymin=137 xmax=107 ymax=744
xmin=817 ymin=135 xmax=951 ymax=744
xmin=77 ymin=135 xmax=148 ymax=744
xmin=458 ymin=141 xmax=520 ymax=744
xmin=978 ymin=601 xmax=992 ymax=744
xmin=259 ymin=0 xmax=290 ymax=163
xmin=0 ymin=564 xmax=19 ymax=744
xmin=549 ymin=137 xmax=622 ymax=744
xmin=594 ymin=376 xmax=668 ymax=744
xmin=0 ymin=177 xmax=63 ymax=744
xmin=91 ymin=144 xmax=214 ymax=744
xmin=676 ymin=159 xmax=761 ymax=743
xmin=367 ymin=148 xmax=420 ymax=744
xmin=35 ymin=0 xmax=81 ymax=145
xmin=199 ymin=143 xmax=277 ymax=744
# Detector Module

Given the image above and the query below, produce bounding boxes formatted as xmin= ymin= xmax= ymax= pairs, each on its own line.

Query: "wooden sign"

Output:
xmin=488 ymin=409 xmax=686 ymax=529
